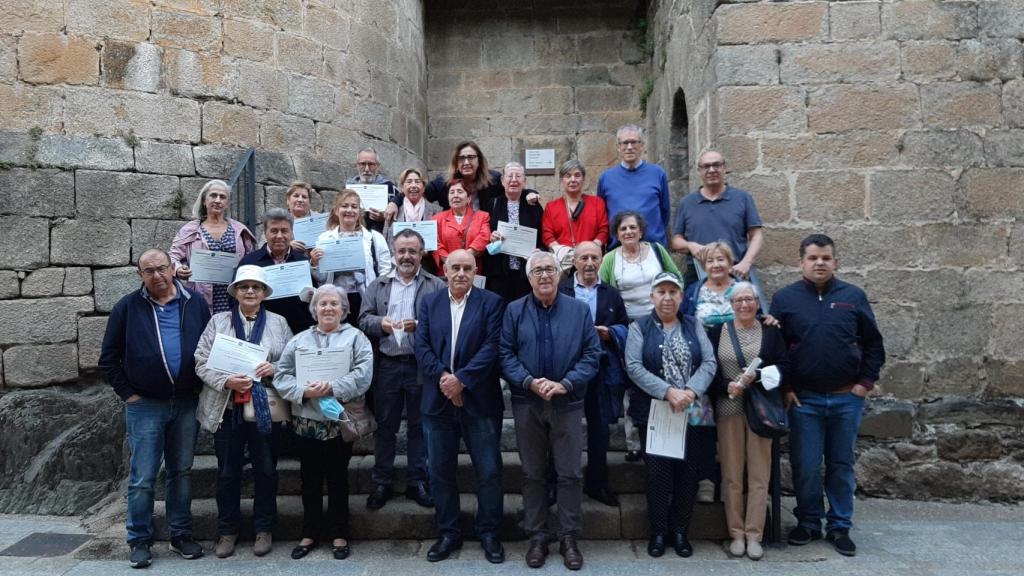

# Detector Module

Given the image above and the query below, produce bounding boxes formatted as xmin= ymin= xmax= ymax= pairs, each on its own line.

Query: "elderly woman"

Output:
xmin=285 ymin=181 xmax=317 ymax=252
xmin=432 ymin=178 xmax=491 ymax=274
xmin=681 ymin=241 xmax=738 ymax=327
xmin=625 ymin=272 xmax=717 ymax=558
xmin=484 ymin=162 xmax=544 ymax=303
xmin=542 ymin=160 xmax=609 ymax=265
xmin=599 ymin=211 xmax=680 ymax=322
xmin=274 ymin=285 xmax=373 ymax=560
xmin=384 ymin=168 xmax=442 ymax=274
xmin=310 ymin=189 xmax=392 ymax=326
xmin=170 ymin=179 xmax=256 ymax=313
xmin=707 ymin=282 xmax=787 ymax=561
xmin=424 ymin=141 xmax=505 ymax=210
xmin=194 ymin=266 xmax=293 ymax=559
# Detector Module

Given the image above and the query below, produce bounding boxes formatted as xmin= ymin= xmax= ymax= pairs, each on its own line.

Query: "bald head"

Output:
xmin=573 ymin=241 xmax=602 ymax=286
xmin=445 ymin=249 xmax=477 ymax=299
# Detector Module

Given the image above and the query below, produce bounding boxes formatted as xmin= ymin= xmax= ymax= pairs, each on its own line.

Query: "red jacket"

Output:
xmin=542 ymin=195 xmax=609 ymax=248
xmin=433 ymin=207 xmax=491 ymax=274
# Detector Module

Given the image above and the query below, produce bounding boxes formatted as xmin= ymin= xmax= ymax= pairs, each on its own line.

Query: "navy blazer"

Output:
xmin=415 ymin=287 xmax=506 ymax=419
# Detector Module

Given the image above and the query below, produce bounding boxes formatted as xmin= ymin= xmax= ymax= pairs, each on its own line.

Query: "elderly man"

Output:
xmin=501 ymin=252 xmax=601 ymax=571
xmin=345 ymin=147 xmax=401 ymax=233
xmin=556 ymin=241 xmax=629 ymax=507
xmin=237 ymin=208 xmax=315 ymax=334
xmin=414 ymin=249 xmax=506 ymax=564
xmin=484 ymin=162 xmax=544 ymax=303
xmin=99 ymin=249 xmax=212 ymax=568
xmin=359 ymin=229 xmax=446 ymax=510
xmin=671 ymin=150 xmax=765 ymax=284
xmin=770 ymin=234 xmax=885 ymax=557
xmin=597 ymin=125 xmax=671 ymax=247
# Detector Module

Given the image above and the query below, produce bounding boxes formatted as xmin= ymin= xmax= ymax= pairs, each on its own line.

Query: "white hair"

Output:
xmin=192 ymin=179 xmax=230 ymax=220
xmin=503 ymin=161 xmax=525 ymax=174
xmin=525 ymin=251 xmax=557 ymax=275
xmin=616 ymin=124 xmax=645 ymax=144
xmin=729 ymin=281 xmax=762 ymax=304
xmin=307 ymin=284 xmax=350 ymax=321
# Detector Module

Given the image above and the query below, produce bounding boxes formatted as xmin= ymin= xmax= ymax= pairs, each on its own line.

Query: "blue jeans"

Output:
xmin=789 ymin=391 xmax=865 ymax=533
xmin=213 ymin=411 xmax=279 ymax=535
xmin=124 ymin=396 xmax=199 ymax=544
xmin=422 ymin=412 xmax=503 ymax=539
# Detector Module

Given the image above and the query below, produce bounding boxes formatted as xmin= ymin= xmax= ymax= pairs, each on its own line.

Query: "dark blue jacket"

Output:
xmin=99 ymin=280 xmax=211 ymax=401
xmin=627 ymin=311 xmax=707 ymax=423
xmin=500 ymin=293 xmax=601 ymax=413
xmin=237 ymin=246 xmax=316 ymax=334
xmin=769 ymin=277 xmax=885 ymax=393
xmin=415 ymin=287 xmax=505 ymax=419
xmin=558 ymin=279 xmax=630 ymax=423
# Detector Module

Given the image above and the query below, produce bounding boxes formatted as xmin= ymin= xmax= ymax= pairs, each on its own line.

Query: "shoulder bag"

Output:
xmin=727 ymin=321 xmax=789 ymax=439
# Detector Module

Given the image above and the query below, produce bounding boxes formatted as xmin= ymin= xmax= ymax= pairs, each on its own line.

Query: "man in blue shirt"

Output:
xmin=597 ymin=125 xmax=671 ymax=247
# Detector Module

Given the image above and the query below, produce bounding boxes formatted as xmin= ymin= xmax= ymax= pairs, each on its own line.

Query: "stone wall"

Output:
xmin=644 ymin=0 xmax=1024 ymax=501
xmin=424 ymin=0 xmax=646 ymax=198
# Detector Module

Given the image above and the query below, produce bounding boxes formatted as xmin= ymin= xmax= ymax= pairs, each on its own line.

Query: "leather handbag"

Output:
xmin=726 ymin=322 xmax=789 ymax=439
xmin=243 ymin=386 xmax=291 ymax=423
xmin=339 ymin=396 xmax=377 ymax=443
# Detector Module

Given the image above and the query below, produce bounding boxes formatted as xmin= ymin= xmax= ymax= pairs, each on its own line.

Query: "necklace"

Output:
xmin=622 ymin=244 xmax=646 ymax=263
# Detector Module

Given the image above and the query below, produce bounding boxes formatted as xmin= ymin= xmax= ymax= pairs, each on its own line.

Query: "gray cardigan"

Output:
xmin=274 ymin=323 xmax=373 ymax=421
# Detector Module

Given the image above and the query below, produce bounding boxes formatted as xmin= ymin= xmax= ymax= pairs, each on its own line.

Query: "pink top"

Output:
xmin=169 ymin=217 xmax=256 ymax=311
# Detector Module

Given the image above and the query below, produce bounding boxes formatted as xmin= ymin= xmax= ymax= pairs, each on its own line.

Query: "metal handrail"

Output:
xmin=226 ymin=148 xmax=257 ymax=231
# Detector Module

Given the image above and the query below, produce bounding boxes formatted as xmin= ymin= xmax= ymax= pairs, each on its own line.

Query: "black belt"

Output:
xmin=382 ymin=354 xmax=416 ymax=363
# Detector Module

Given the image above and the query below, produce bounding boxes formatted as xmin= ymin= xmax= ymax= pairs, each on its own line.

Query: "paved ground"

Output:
xmin=0 ymin=498 xmax=1021 ymax=576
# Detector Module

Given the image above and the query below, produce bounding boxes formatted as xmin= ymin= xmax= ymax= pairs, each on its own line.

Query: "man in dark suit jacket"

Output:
xmin=557 ymin=241 xmax=629 ymax=507
xmin=484 ymin=162 xmax=545 ymax=303
xmin=414 ymin=249 xmax=506 ymax=564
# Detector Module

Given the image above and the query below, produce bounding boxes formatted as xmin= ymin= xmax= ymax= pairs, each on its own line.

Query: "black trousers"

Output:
xmin=638 ymin=424 xmax=716 ymax=535
xmin=296 ymin=434 xmax=353 ymax=540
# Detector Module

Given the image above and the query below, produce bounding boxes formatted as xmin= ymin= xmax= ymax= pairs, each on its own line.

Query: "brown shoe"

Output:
xmin=253 ymin=532 xmax=273 ymax=557
xmin=559 ymin=536 xmax=583 ymax=571
xmin=525 ymin=538 xmax=548 ymax=568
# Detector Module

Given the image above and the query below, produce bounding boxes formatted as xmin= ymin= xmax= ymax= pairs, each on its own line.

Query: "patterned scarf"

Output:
xmin=231 ymin=303 xmax=272 ymax=435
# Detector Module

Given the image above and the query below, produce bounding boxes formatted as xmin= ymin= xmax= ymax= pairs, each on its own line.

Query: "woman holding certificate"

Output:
xmin=274 ymin=285 xmax=373 ymax=561
xmin=432 ymin=178 xmax=491 ymax=274
xmin=194 ymin=265 xmax=293 ymax=559
xmin=624 ymin=272 xmax=716 ymax=559
xmin=170 ymin=179 xmax=256 ymax=313
xmin=310 ymin=190 xmax=392 ymax=326
xmin=285 ymin=182 xmax=322 ymax=252
xmin=384 ymin=168 xmax=442 ymax=274
xmin=484 ymin=162 xmax=544 ymax=303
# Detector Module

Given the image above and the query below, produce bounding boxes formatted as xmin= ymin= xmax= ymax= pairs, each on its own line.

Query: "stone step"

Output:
xmin=147 ymin=494 xmax=728 ymax=541
xmin=158 ymin=451 xmax=650 ymax=499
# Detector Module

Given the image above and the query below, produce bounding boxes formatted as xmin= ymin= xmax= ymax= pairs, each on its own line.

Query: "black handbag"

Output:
xmin=726 ymin=322 xmax=789 ymax=439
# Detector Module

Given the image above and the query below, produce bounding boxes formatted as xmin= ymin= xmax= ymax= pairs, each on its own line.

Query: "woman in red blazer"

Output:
xmin=433 ymin=179 xmax=491 ymax=274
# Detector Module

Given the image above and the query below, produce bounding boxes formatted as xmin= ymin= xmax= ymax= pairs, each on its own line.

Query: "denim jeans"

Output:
xmin=124 ymin=396 xmax=199 ymax=544
xmin=213 ymin=411 xmax=279 ymax=535
xmin=789 ymin=390 xmax=865 ymax=533
xmin=422 ymin=412 xmax=503 ymax=539
xmin=372 ymin=356 xmax=426 ymax=486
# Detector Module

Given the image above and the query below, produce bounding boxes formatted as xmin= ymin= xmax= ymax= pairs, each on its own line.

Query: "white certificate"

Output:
xmin=473 ymin=275 xmax=487 ymax=289
xmin=263 ymin=260 xmax=314 ymax=300
xmin=189 ymin=249 xmax=237 ymax=285
xmin=392 ymin=220 xmax=438 ymax=251
xmin=496 ymin=221 xmax=538 ymax=259
xmin=296 ymin=347 xmax=351 ymax=388
xmin=348 ymin=184 xmax=390 ymax=211
xmin=645 ymin=399 xmax=688 ymax=460
xmin=206 ymin=333 xmax=269 ymax=380
xmin=316 ymin=236 xmax=366 ymax=273
xmin=292 ymin=213 xmax=329 ymax=247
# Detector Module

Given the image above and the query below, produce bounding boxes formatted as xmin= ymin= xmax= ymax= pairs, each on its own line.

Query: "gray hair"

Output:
xmin=192 ymin=179 xmax=230 ymax=220
xmin=525 ymin=251 xmax=557 ymax=275
xmin=357 ymin=147 xmax=378 ymax=159
xmin=263 ymin=207 xmax=293 ymax=227
xmin=729 ymin=281 xmax=762 ymax=305
xmin=503 ymin=161 xmax=525 ymax=174
xmin=616 ymin=124 xmax=645 ymax=144
xmin=558 ymin=159 xmax=586 ymax=179
xmin=308 ymin=284 xmax=350 ymax=321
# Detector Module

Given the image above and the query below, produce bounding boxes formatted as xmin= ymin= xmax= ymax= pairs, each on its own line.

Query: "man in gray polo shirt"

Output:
xmin=670 ymin=150 xmax=764 ymax=285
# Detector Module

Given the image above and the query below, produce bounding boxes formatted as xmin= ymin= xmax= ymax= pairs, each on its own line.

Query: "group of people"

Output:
xmin=99 ymin=125 xmax=886 ymax=570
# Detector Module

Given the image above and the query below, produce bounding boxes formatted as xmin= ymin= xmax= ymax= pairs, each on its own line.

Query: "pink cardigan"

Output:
xmin=169 ymin=218 xmax=256 ymax=311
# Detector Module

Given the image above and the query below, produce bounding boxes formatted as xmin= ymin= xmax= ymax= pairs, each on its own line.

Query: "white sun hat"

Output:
xmin=227 ymin=265 xmax=273 ymax=299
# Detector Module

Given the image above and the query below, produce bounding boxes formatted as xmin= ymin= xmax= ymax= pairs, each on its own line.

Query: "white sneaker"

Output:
xmin=697 ymin=479 xmax=715 ymax=503
xmin=746 ymin=538 xmax=764 ymax=561
xmin=727 ymin=538 xmax=745 ymax=557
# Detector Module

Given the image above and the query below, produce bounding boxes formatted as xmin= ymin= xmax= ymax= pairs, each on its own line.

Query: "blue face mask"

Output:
xmin=318 ymin=396 xmax=345 ymax=421
xmin=486 ymin=239 xmax=503 ymax=255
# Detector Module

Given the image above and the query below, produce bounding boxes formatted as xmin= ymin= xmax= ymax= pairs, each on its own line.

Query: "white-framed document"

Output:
xmin=263 ymin=260 xmax=314 ymax=300
xmin=189 ymin=249 xmax=237 ymax=285
xmin=205 ymin=333 xmax=269 ymax=380
xmin=496 ymin=221 xmax=538 ymax=259
xmin=295 ymin=347 xmax=351 ymax=388
xmin=292 ymin=213 xmax=329 ymax=247
xmin=392 ymin=220 xmax=438 ymax=251
xmin=348 ymin=184 xmax=390 ymax=211
xmin=316 ymin=236 xmax=366 ymax=273
xmin=645 ymin=399 xmax=688 ymax=460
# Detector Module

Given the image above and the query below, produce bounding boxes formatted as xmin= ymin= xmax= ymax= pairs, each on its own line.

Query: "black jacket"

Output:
xmin=237 ymin=247 xmax=316 ymax=334
xmin=484 ymin=191 xmax=545 ymax=280
xmin=425 ymin=169 xmax=505 ymax=210
xmin=707 ymin=322 xmax=789 ymax=398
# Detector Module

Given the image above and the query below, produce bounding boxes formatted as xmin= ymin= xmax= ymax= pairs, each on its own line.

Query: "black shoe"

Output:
xmin=332 ymin=542 xmax=351 ymax=560
xmin=826 ymin=529 xmax=857 ymax=557
xmin=169 ymin=536 xmax=203 ymax=560
xmin=624 ymin=450 xmax=642 ymax=462
xmin=673 ymin=532 xmax=693 ymax=557
xmin=290 ymin=541 xmax=317 ymax=559
xmin=405 ymin=482 xmax=435 ymax=508
xmin=129 ymin=542 xmax=152 ymax=569
xmin=585 ymin=486 xmax=620 ymax=507
xmin=787 ymin=526 xmax=823 ymax=546
xmin=480 ymin=534 xmax=505 ymax=564
xmin=426 ymin=535 xmax=463 ymax=562
xmin=366 ymin=484 xmax=393 ymax=510
xmin=647 ymin=533 xmax=666 ymax=557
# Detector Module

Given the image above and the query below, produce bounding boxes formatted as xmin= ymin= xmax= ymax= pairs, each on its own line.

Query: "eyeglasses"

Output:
xmin=529 ymin=267 xmax=558 ymax=278
xmin=731 ymin=297 xmax=758 ymax=305
xmin=617 ymin=139 xmax=642 ymax=148
xmin=457 ymin=154 xmax=479 ymax=163
xmin=139 ymin=265 xmax=170 ymax=277
xmin=235 ymin=284 xmax=264 ymax=293
xmin=698 ymin=161 xmax=725 ymax=171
